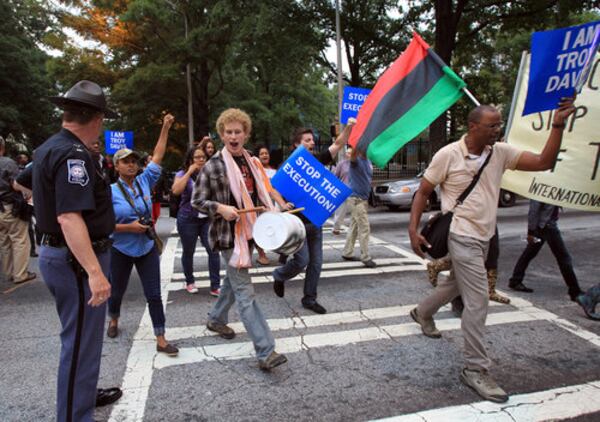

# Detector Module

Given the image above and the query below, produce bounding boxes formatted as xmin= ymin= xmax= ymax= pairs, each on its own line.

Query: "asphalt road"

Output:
xmin=1 ymin=200 xmax=599 ymax=421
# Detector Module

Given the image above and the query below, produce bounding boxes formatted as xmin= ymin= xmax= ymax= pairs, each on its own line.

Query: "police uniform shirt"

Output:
xmin=32 ymin=128 xmax=115 ymax=239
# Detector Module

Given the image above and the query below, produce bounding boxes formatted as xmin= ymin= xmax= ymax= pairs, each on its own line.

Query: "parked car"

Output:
xmin=371 ymin=173 xmax=517 ymax=211
xmin=371 ymin=172 xmax=440 ymax=211
xmin=498 ymin=188 xmax=517 ymax=207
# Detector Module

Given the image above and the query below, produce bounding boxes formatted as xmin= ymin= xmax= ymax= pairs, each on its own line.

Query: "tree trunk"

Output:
xmin=429 ymin=0 xmax=465 ymax=153
xmin=194 ymin=60 xmax=210 ymax=138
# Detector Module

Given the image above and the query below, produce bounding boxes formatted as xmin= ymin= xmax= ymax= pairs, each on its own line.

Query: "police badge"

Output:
xmin=67 ymin=159 xmax=89 ymax=186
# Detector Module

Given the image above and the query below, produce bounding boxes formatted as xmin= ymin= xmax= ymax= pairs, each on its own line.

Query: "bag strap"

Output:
xmin=454 ymin=147 xmax=494 ymax=207
xmin=116 ymin=179 xmax=150 ymax=220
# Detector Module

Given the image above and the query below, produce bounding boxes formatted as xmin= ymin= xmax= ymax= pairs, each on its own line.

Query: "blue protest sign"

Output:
xmin=271 ymin=146 xmax=352 ymax=227
xmin=105 ymin=131 xmax=134 ymax=155
xmin=341 ymin=86 xmax=371 ymax=124
xmin=523 ymin=21 xmax=600 ymax=116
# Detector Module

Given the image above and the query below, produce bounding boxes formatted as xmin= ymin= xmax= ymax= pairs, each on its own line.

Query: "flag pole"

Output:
xmin=462 ymin=87 xmax=480 ymax=107
xmin=504 ymin=50 xmax=528 ymax=139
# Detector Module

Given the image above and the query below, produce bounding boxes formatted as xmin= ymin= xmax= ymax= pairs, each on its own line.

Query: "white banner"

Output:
xmin=502 ymin=53 xmax=600 ymax=212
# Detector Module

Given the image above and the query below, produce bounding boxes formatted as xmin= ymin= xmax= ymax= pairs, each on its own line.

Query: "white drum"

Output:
xmin=253 ymin=212 xmax=306 ymax=256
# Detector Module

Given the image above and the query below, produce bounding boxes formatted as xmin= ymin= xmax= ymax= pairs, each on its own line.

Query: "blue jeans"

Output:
xmin=39 ymin=245 xmax=110 ymax=422
xmin=208 ymin=248 xmax=275 ymax=360
xmin=273 ymin=221 xmax=322 ymax=304
xmin=177 ymin=213 xmax=221 ymax=290
xmin=108 ymin=246 xmax=166 ymax=336
xmin=509 ymin=225 xmax=583 ymax=300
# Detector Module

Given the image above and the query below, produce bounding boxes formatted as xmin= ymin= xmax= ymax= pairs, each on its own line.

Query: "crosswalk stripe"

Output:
xmin=108 ymin=237 xmax=179 ymax=422
xmin=158 ymin=302 xmax=504 ymax=342
xmin=154 ymin=310 xmax=534 ymax=369
xmin=166 ymin=264 xmax=426 ymax=291
xmin=170 ymin=256 xmax=422 ymax=281
xmin=506 ymin=296 xmax=600 ymax=348
xmin=174 ymin=237 xmax=388 ymax=253
xmin=174 ymin=240 xmax=387 ymax=257
xmin=372 ymin=380 xmax=600 ymax=422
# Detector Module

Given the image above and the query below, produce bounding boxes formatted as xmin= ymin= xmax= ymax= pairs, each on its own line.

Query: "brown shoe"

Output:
xmin=258 ymin=351 xmax=288 ymax=371
xmin=207 ymin=321 xmax=235 ymax=339
xmin=157 ymin=343 xmax=179 ymax=357
xmin=410 ymin=307 xmax=441 ymax=338
xmin=106 ymin=323 xmax=119 ymax=338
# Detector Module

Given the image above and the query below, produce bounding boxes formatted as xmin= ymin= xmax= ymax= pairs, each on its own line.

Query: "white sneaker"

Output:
xmin=185 ymin=283 xmax=199 ymax=294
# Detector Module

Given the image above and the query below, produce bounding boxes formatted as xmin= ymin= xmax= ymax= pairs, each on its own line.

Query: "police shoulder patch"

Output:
xmin=67 ymin=159 xmax=89 ymax=186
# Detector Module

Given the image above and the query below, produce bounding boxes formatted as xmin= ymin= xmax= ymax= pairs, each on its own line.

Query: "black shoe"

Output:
xmin=342 ymin=255 xmax=360 ymax=261
xmin=363 ymin=259 xmax=376 ymax=268
xmin=273 ymin=280 xmax=285 ymax=298
xmin=30 ymin=251 xmax=38 ymax=258
xmin=302 ymin=301 xmax=327 ymax=314
xmin=509 ymin=282 xmax=534 ymax=293
xmin=451 ymin=296 xmax=464 ymax=318
xmin=96 ymin=387 xmax=122 ymax=407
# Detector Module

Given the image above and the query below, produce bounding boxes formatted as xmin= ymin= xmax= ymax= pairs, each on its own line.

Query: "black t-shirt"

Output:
xmin=231 ymin=155 xmax=259 ymax=206
xmin=31 ymin=128 xmax=115 ymax=239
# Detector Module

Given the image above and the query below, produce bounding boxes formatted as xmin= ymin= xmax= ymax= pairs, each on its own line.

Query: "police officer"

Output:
xmin=28 ymin=80 xmax=122 ymax=421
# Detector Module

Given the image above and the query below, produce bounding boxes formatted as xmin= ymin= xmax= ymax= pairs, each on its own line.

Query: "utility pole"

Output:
xmin=335 ymin=0 xmax=343 ymax=120
xmin=184 ymin=13 xmax=194 ymax=147
xmin=335 ymin=0 xmax=345 ymax=161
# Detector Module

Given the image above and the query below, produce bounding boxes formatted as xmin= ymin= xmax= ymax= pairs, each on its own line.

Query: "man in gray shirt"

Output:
xmin=342 ymin=147 xmax=376 ymax=268
xmin=0 ymin=138 xmax=35 ymax=284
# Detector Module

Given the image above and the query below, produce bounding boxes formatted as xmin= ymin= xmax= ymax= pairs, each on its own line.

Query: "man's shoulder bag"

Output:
xmin=420 ymin=148 xmax=493 ymax=259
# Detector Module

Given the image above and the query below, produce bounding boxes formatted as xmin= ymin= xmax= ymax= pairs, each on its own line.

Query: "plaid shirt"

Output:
xmin=191 ymin=151 xmax=236 ymax=251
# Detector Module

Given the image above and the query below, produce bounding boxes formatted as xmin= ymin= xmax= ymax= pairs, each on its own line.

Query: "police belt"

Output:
xmin=40 ymin=233 xmax=112 ymax=253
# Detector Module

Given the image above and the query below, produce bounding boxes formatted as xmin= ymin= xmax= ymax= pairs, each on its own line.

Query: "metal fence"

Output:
xmin=371 ymin=137 xmax=431 ymax=181
xmin=275 ymin=137 xmax=432 ymax=182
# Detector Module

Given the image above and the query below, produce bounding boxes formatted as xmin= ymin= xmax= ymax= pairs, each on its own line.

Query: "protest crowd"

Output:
xmin=1 ymin=21 xmax=600 ymax=422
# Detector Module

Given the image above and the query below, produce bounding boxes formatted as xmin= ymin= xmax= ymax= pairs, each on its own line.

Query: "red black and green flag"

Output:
xmin=349 ymin=33 xmax=467 ymax=168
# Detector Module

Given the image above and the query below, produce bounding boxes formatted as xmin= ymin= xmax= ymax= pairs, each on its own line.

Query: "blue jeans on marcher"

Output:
xmin=177 ymin=213 xmax=221 ymax=290
xmin=273 ymin=221 xmax=323 ymax=304
xmin=509 ymin=224 xmax=583 ymax=300
xmin=208 ymin=248 xmax=275 ymax=360
xmin=108 ymin=246 xmax=166 ymax=336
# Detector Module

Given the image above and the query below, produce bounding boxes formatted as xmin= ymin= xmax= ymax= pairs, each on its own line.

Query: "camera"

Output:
xmin=139 ymin=215 xmax=158 ymax=240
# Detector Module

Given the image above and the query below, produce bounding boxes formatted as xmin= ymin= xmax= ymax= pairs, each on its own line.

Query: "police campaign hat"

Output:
xmin=113 ymin=148 xmax=141 ymax=165
xmin=49 ymin=80 xmax=119 ymax=119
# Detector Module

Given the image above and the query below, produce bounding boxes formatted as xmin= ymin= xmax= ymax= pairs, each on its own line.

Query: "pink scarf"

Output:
xmin=221 ymin=148 xmax=275 ymax=268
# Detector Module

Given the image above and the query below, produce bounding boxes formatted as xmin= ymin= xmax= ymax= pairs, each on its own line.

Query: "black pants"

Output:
xmin=509 ymin=225 xmax=582 ymax=300
xmin=485 ymin=229 xmax=499 ymax=270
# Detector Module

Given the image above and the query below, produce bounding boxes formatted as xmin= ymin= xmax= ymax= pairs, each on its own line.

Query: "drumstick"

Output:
xmin=236 ymin=206 xmax=266 ymax=214
xmin=285 ymin=207 xmax=305 ymax=214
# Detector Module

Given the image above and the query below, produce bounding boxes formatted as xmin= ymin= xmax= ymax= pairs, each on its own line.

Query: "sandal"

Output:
xmin=14 ymin=271 xmax=36 ymax=284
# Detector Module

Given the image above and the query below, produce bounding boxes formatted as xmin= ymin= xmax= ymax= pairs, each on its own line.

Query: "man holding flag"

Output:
xmin=408 ymin=98 xmax=575 ymax=403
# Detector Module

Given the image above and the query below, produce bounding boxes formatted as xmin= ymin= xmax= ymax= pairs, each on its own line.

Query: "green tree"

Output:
xmin=0 ymin=0 xmax=55 ymax=149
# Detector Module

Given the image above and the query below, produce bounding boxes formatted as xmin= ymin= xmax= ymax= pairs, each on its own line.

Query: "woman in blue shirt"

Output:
xmin=171 ymin=141 xmax=221 ymax=295
xmin=106 ymin=114 xmax=178 ymax=356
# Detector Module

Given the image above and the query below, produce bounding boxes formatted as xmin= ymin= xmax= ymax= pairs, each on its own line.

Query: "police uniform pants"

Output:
xmin=39 ymin=245 xmax=110 ymax=422
xmin=417 ymin=233 xmax=492 ymax=372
